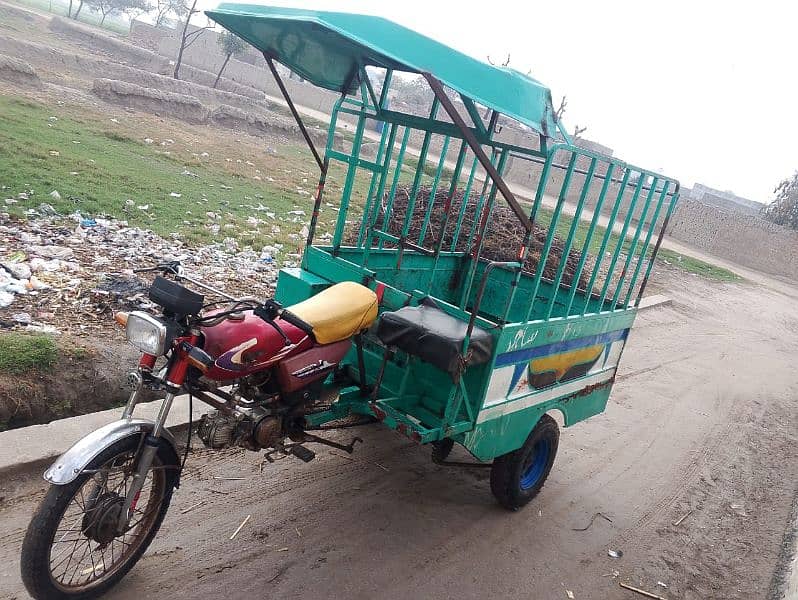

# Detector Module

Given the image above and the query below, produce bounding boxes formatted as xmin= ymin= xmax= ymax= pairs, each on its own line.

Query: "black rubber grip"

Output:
xmin=280 ymin=309 xmax=315 ymax=336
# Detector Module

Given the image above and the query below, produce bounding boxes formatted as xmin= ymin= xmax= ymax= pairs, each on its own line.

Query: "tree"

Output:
xmin=172 ymin=0 xmax=214 ymax=79
xmin=213 ymin=31 xmax=246 ymax=88
xmin=122 ymin=0 xmax=152 ymax=33
xmin=72 ymin=0 xmax=85 ymax=19
xmin=153 ymin=0 xmax=186 ymax=27
xmin=762 ymin=171 xmax=798 ymax=230
xmin=86 ymin=0 xmax=141 ymax=26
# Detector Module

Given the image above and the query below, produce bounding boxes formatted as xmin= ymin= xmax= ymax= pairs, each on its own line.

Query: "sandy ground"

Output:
xmin=1 ymin=265 xmax=797 ymax=600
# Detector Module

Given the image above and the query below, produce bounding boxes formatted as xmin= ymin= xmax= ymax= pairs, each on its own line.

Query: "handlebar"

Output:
xmin=254 ymin=300 xmax=315 ymax=339
xmin=279 ymin=309 xmax=315 ymax=337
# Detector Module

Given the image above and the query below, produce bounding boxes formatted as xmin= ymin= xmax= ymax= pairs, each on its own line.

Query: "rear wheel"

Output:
xmin=21 ymin=435 xmax=178 ymax=600
xmin=490 ymin=414 xmax=559 ymax=510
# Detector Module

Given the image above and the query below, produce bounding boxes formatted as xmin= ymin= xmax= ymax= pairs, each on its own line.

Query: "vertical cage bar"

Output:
xmin=524 ymin=152 xmax=578 ymax=322
xmin=564 ymin=162 xmax=616 ymax=316
xmin=622 ymin=180 xmax=671 ymax=307
xmin=544 ymin=156 xmax=598 ymax=320
xmin=610 ymin=176 xmax=660 ymax=307
xmin=426 ymin=141 xmax=468 ymax=292
xmin=331 ymin=96 xmax=368 ymax=250
xmin=459 ymin=149 xmax=509 ymax=310
xmin=464 ymin=149 xmax=499 ymax=248
xmin=635 ymin=186 xmax=679 ymax=304
xmin=378 ymin=126 xmax=411 ymax=250
xmin=597 ymin=176 xmax=645 ymax=308
xmin=361 ymin=122 xmax=399 ymax=264
xmin=501 ymin=149 xmax=558 ymax=323
xmin=449 ymin=154 xmax=479 ymax=252
xmin=418 ymin=135 xmax=451 ymax=246
xmin=581 ymin=168 xmax=632 ymax=316
xmin=357 ymin=120 xmax=392 ymax=246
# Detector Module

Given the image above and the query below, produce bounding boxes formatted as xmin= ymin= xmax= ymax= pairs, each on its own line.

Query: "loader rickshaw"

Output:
xmin=21 ymin=6 xmax=680 ymax=599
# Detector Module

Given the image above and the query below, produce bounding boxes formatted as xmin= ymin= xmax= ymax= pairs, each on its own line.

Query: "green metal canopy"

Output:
xmin=205 ymin=4 xmax=559 ymax=136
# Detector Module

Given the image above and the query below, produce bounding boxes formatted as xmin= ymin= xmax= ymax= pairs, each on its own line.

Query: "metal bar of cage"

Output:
xmin=564 ymin=162 xmax=617 ymax=316
xmin=610 ymin=176 xmax=660 ymax=308
xmin=597 ymin=176 xmax=645 ymax=308
xmin=525 ymin=153 xmax=578 ymax=322
xmin=544 ymin=156 xmax=598 ymax=320
xmin=622 ymin=180 xmax=671 ymax=307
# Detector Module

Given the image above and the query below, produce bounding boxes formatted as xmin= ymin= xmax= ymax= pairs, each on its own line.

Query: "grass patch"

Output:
xmin=0 ymin=95 xmax=339 ymax=249
xmin=658 ymin=249 xmax=740 ymax=281
xmin=0 ymin=332 xmax=58 ymax=374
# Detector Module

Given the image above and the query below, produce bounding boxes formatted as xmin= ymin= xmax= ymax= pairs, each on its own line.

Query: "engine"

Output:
xmin=197 ymin=408 xmax=283 ymax=451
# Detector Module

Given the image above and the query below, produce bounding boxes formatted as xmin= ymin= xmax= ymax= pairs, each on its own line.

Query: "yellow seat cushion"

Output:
xmin=288 ymin=281 xmax=378 ymax=344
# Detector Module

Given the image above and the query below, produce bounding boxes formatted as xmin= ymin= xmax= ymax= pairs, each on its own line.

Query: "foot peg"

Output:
xmin=290 ymin=445 xmax=316 ymax=463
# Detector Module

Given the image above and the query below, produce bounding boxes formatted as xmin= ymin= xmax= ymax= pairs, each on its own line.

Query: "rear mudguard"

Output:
xmin=44 ymin=418 xmax=179 ymax=485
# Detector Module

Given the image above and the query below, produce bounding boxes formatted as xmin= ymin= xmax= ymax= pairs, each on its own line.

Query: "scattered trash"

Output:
xmin=212 ymin=476 xmax=246 ymax=481
xmin=229 ymin=514 xmax=251 ymax=540
xmin=672 ymin=510 xmax=692 ymax=527
xmin=0 ymin=211 xmax=279 ymax=335
xmin=48 ymin=150 xmax=60 ymax=157
xmin=276 ymin=547 xmax=289 ymax=552
xmin=12 ymin=312 xmax=32 ymax=324
xmin=565 ymin=590 xmax=575 ymax=599
xmin=618 ymin=582 xmax=666 ymax=600
xmin=572 ymin=512 xmax=613 ymax=531
xmin=607 ymin=549 xmax=623 ymax=559
xmin=374 ymin=462 xmax=389 ymax=472
xmin=656 ymin=582 xmax=668 ymax=589
xmin=143 ymin=138 xmax=154 ymax=144
xmin=170 ymin=192 xmax=183 ymax=198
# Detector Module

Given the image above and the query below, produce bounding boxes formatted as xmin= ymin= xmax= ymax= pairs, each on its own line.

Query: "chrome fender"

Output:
xmin=44 ymin=418 xmax=178 ymax=485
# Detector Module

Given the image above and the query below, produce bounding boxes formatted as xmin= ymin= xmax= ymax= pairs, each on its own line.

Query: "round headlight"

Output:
xmin=125 ymin=312 xmax=168 ymax=355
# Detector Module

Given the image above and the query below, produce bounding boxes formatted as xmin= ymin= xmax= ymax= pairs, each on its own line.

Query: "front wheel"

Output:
xmin=490 ymin=414 xmax=559 ymax=510
xmin=21 ymin=435 xmax=178 ymax=600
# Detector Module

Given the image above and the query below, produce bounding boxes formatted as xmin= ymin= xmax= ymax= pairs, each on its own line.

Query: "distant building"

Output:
xmin=688 ymin=183 xmax=762 ymax=216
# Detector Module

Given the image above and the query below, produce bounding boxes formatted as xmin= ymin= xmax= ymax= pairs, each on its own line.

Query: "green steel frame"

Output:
xmin=262 ymin=59 xmax=680 ymax=462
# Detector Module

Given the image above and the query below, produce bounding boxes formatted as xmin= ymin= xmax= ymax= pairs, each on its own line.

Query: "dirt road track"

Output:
xmin=2 ymin=267 xmax=797 ymax=600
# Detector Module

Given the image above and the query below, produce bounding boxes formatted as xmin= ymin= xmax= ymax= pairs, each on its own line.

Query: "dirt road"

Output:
xmin=2 ymin=266 xmax=798 ymax=600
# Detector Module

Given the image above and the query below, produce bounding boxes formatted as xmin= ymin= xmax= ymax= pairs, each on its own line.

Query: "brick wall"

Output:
xmin=667 ymin=198 xmax=798 ymax=280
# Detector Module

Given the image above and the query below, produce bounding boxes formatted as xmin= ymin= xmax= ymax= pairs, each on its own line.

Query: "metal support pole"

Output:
xmin=264 ymin=54 xmax=325 ymax=172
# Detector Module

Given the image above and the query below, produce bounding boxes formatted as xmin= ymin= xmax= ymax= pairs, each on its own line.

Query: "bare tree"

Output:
xmin=172 ymin=0 xmax=214 ymax=79
xmin=72 ymin=0 xmax=85 ymax=19
xmin=123 ymin=0 xmax=152 ymax=33
xmin=213 ymin=31 xmax=246 ymax=88
xmin=153 ymin=0 xmax=185 ymax=27
xmin=762 ymin=171 xmax=798 ymax=230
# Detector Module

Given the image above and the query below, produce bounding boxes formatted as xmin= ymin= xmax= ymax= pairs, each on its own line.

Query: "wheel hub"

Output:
xmin=81 ymin=493 xmax=125 ymax=545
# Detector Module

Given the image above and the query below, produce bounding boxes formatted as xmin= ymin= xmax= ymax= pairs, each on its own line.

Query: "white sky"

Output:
xmin=202 ymin=0 xmax=798 ymax=203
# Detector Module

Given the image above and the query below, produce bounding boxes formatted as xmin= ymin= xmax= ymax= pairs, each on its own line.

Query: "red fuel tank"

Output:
xmin=201 ymin=310 xmax=312 ymax=381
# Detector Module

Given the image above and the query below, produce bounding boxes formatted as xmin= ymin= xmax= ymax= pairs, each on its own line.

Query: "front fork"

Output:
xmin=118 ymin=340 xmax=195 ymax=532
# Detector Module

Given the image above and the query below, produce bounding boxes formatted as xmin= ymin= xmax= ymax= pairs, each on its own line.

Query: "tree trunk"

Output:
xmin=172 ymin=0 xmax=198 ymax=80
xmin=213 ymin=53 xmax=231 ymax=89
xmin=100 ymin=12 xmax=107 ymax=25
xmin=67 ymin=0 xmax=72 ymax=17
xmin=73 ymin=0 xmax=84 ymax=18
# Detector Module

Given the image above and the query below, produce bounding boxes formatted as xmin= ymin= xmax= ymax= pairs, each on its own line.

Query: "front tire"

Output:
xmin=490 ymin=414 xmax=559 ymax=510
xmin=21 ymin=435 xmax=178 ymax=600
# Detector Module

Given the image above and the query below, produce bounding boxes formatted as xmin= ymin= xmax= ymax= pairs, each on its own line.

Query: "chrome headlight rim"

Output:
xmin=125 ymin=311 xmax=168 ymax=355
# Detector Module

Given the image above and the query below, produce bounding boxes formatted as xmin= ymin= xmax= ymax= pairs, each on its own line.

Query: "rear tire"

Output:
xmin=490 ymin=414 xmax=559 ymax=511
xmin=21 ymin=435 xmax=178 ymax=600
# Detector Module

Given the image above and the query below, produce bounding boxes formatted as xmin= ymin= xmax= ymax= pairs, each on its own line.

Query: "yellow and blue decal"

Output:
xmin=480 ymin=329 xmax=628 ymax=418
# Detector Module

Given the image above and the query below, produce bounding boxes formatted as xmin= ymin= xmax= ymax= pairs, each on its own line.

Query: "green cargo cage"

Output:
xmin=207 ymin=5 xmax=680 ymax=463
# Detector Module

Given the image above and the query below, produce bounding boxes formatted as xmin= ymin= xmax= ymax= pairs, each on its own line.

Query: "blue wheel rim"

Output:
xmin=520 ymin=439 xmax=550 ymax=490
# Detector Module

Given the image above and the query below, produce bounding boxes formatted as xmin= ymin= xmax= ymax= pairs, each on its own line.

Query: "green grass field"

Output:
xmin=0 ymin=95 xmax=738 ymax=281
xmin=0 ymin=96 xmax=347 ymax=249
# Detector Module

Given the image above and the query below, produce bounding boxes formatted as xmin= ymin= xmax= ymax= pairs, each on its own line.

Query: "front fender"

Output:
xmin=44 ymin=418 xmax=178 ymax=485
